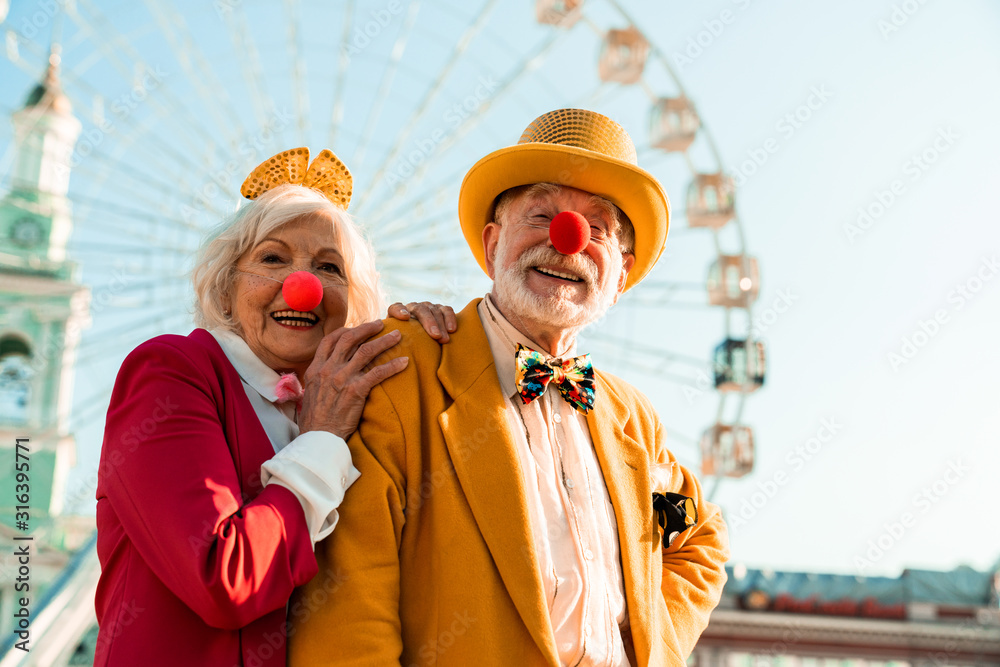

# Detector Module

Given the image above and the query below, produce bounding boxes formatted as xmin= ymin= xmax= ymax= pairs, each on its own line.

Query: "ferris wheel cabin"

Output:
xmin=650 ymin=97 xmax=700 ymax=153
xmin=598 ymin=27 xmax=649 ymax=84
xmin=687 ymin=172 xmax=735 ymax=229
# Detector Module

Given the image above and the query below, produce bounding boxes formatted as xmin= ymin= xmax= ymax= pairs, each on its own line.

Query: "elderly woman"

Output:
xmin=93 ymin=148 xmax=454 ymax=666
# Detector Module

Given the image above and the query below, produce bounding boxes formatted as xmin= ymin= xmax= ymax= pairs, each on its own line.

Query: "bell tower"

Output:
xmin=0 ymin=48 xmax=90 ymax=522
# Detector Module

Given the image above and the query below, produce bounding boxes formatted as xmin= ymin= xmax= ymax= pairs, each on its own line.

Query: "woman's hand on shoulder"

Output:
xmin=387 ymin=301 xmax=457 ymax=343
xmin=298 ymin=321 xmax=407 ymax=439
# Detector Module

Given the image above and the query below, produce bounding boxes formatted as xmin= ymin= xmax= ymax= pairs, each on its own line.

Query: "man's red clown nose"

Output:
xmin=282 ymin=271 xmax=324 ymax=312
xmin=549 ymin=211 xmax=589 ymax=255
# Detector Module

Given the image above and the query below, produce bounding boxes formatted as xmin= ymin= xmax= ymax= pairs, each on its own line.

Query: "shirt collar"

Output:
xmin=208 ymin=328 xmax=288 ymax=403
xmin=477 ymin=294 xmax=578 ymax=398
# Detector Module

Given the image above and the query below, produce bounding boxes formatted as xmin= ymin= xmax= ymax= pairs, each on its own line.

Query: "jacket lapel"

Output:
xmin=588 ymin=372 xmax=656 ymax=665
xmin=195 ymin=329 xmax=276 ymax=500
xmin=437 ymin=300 xmax=560 ymax=664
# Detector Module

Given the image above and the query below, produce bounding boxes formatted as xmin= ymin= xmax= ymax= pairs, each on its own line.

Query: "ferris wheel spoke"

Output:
xmin=72 ymin=189 xmax=224 ymax=238
xmin=356 ymin=0 xmax=500 ymax=209
xmin=714 ymin=392 xmax=729 ymax=423
xmin=634 ymin=145 xmax=675 ymax=171
xmin=54 ymin=97 xmax=238 ymax=222
xmin=381 ymin=274 xmax=456 ymax=295
xmin=602 ymin=1 xmax=695 ymax=130
xmin=591 ymin=352 xmax=706 ymax=387
xmin=588 ymin=333 xmax=709 ymax=369
xmin=381 ymin=31 xmax=572 ymax=216
xmin=366 ymin=72 xmax=597 ymax=228
xmin=351 ymin=1 xmax=422 ymax=169
xmin=221 ymin=6 xmax=276 ymax=131
xmin=69 ymin=312 xmax=194 ymax=423
xmin=636 ymin=280 xmax=707 ymax=292
xmin=364 ymin=28 xmax=572 ymax=225
xmin=364 ymin=169 xmax=461 ymax=233
xmin=63 ymin=387 xmax=112 ymax=434
xmin=604 ymin=0 xmax=754 ymax=267
xmin=617 ymin=296 xmax=708 ymax=309
xmin=575 ymin=8 xmax=606 ymax=38
xmin=71 ymin=240 xmax=194 ymax=256
xmin=370 ymin=208 xmax=454 ymax=246
xmin=660 ymin=427 xmax=699 ymax=449
xmin=79 ymin=298 xmax=192 ymax=337
xmin=75 ymin=290 xmax=193 ymax=321
xmin=77 ymin=317 xmax=195 ymax=366
xmin=65 ymin=208 xmax=190 ymax=247
xmin=85 ymin=274 xmax=192 ymax=298
xmin=326 ymin=0 xmax=356 ymax=148
xmin=75 ymin=305 xmax=192 ymax=353
xmin=379 ymin=233 xmax=465 ymax=256
xmin=46 ymin=46 xmax=218 ymax=173
xmin=380 ymin=259 xmax=450 ymax=273
xmin=75 ymin=316 xmax=188 ymax=369
xmin=67 ymin=0 xmax=224 ymax=156
xmin=729 ymin=392 xmax=748 ymax=424
xmin=284 ymin=0 xmax=311 ymax=144
xmin=572 ymin=81 xmax=618 ymax=110
xmin=68 ymin=191 xmax=207 ymax=234
xmin=636 ymin=76 xmax=659 ymax=103
xmin=142 ymin=0 xmax=249 ymax=148
xmin=68 ymin=145 xmax=208 ymax=210
xmin=10 ymin=39 xmax=217 ymax=179
xmin=705 ymin=475 xmax=723 ymax=502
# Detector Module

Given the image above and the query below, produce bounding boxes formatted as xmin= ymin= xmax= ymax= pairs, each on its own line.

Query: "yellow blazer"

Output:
xmin=289 ymin=299 xmax=728 ymax=666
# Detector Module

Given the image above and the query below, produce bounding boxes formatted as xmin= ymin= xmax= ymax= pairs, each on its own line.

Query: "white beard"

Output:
xmin=492 ymin=240 xmax=619 ymax=330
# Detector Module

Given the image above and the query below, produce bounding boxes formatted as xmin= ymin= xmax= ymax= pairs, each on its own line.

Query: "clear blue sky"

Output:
xmin=1 ymin=0 xmax=997 ymax=578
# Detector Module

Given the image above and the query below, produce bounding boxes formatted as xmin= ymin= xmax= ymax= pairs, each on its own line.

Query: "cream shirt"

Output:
xmin=478 ymin=296 xmax=630 ymax=667
xmin=209 ymin=329 xmax=360 ymax=545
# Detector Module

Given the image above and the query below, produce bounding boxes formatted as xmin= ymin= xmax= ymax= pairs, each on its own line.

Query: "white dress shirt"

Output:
xmin=478 ymin=296 xmax=630 ymax=667
xmin=209 ymin=328 xmax=360 ymax=545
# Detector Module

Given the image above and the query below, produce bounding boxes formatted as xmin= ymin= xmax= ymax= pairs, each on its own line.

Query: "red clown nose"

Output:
xmin=549 ymin=211 xmax=589 ymax=255
xmin=282 ymin=271 xmax=324 ymax=312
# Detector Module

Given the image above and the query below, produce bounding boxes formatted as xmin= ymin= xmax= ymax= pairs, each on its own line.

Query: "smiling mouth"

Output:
xmin=271 ymin=309 xmax=319 ymax=327
xmin=533 ymin=266 xmax=583 ymax=283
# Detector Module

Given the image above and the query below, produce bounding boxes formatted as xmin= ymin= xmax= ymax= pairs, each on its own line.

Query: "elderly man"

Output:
xmin=289 ymin=109 xmax=728 ymax=666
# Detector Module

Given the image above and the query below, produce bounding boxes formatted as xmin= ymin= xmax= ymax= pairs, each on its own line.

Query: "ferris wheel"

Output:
xmin=1 ymin=0 xmax=765 ymax=505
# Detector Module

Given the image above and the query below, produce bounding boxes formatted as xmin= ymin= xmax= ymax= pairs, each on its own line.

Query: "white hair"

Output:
xmin=192 ymin=184 xmax=384 ymax=331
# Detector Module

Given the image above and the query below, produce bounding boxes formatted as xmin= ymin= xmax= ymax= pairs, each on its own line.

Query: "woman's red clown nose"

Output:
xmin=282 ymin=271 xmax=324 ymax=312
xmin=549 ymin=210 xmax=589 ymax=255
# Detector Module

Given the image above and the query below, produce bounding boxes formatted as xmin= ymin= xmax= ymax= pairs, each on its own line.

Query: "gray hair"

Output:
xmin=192 ymin=184 xmax=384 ymax=332
xmin=492 ymin=182 xmax=636 ymax=254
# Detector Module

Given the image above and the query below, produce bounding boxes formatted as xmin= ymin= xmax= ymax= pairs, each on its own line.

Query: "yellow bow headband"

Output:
xmin=240 ymin=147 xmax=353 ymax=210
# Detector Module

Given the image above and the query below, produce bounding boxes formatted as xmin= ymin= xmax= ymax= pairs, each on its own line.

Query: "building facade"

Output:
xmin=695 ymin=564 xmax=1000 ymax=666
xmin=0 ymin=49 xmax=95 ymax=647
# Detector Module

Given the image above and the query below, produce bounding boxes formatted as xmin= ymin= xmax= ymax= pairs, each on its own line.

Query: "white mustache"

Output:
xmin=514 ymin=245 xmax=597 ymax=286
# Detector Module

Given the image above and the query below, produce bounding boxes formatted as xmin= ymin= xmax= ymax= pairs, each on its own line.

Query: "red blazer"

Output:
xmin=94 ymin=329 xmax=318 ymax=667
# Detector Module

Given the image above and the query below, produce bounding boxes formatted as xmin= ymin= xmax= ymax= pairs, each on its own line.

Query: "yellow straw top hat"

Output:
xmin=458 ymin=108 xmax=670 ymax=291
xmin=241 ymin=147 xmax=353 ymax=209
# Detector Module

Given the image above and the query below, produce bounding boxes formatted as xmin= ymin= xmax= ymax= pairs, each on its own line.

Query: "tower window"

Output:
xmin=0 ymin=335 xmax=34 ymax=425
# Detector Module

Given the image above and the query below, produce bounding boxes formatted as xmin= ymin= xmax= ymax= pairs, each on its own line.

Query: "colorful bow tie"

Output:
xmin=515 ymin=343 xmax=596 ymax=414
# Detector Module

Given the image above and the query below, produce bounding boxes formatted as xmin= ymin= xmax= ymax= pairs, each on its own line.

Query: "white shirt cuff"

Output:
xmin=260 ymin=430 xmax=361 ymax=545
